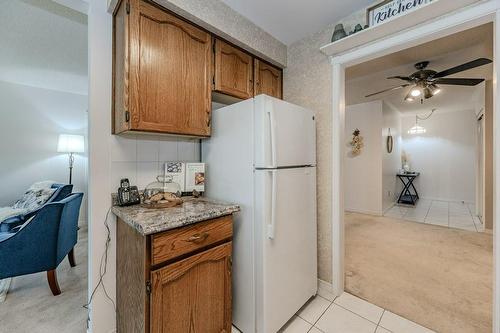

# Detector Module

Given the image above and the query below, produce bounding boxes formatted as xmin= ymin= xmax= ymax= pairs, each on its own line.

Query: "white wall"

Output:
xmin=345 ymin=101 xmax=383 ymax=215
xmin=109 ymin=135 xmax=199 ymax=193
xmin=401 ymin=110 xmax=476 ymax=203
xmin=88 ymin=1 xmax=115 ymax=330
xmin=0 ymin=0 xmax=88 ymax=220
xmin=88 ymin=0 xmax=281 ymax=330
xmin=382 ymin=102 xmax=402 ymax=212
xmin=0 ymin=80 xmax=88 ymax=218
xmin=88 ymin=5 xmax=199 ymax=330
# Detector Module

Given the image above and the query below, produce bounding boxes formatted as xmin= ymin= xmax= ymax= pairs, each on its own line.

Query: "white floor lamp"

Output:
xmin=57 ymin=134 xmax=85 ymax=185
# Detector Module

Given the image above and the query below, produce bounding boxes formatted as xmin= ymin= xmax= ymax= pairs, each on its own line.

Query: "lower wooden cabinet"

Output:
xmin=150 ymin=243 xmax=232 ymax=333
xmin=117 ymin=215 xmax=233 ymax=333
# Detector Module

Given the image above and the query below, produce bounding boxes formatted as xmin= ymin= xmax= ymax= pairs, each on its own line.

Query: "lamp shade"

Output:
xmin=57 ymin=134 xmax=85 ymax=153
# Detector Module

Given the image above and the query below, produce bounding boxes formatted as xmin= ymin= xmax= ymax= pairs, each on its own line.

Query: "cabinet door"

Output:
xmin=254 ymin=59 xmax=283 ymax=99
xmin=129 ymin=0 xmax=212 ymax=136
xmin=214 ymin=38 xmax=253 ymax=99
xmin=150 ymin=242 xmax=232 ymax=333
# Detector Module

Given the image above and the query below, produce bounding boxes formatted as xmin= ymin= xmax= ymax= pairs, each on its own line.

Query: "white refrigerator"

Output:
xmin=202 ymin=95 xmax=317 ymax=333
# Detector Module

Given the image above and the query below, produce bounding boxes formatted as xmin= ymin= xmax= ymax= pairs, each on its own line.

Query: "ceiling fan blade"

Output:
xmin=432 ymin=58 xmax=492 ymax=78
xmin=434 ymin=78 xmax=485 ymax=86
xmin=365 ymin=84 xmax=410 ymax=98
xmin=387 ymin=76 xmax=412 ymax=81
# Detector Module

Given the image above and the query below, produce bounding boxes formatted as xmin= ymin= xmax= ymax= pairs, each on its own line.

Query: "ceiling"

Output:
xmin=346 ymin=23 xmax=493 ymax=115
xmin=220 ymin=0 xmax=375 ymax=45
xmin=0 ymin=0 xmax=88 ymax=95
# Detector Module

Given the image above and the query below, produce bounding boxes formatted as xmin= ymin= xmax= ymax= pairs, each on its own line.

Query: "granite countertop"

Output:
xmin=111 ymin=197 xmax=240 ymax=236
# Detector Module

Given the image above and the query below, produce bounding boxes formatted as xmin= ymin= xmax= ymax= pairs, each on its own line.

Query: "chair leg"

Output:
xmin=68 ymin=248 xmax=76 ymax=267
xmin=47 ymin=270 xmax=61 ymax=296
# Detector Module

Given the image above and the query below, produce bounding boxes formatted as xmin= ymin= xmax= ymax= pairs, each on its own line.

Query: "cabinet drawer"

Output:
xmin=151 ymin=215 xmax=232 ymax=265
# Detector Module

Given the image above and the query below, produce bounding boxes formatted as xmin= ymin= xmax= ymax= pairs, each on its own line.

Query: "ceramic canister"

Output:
xmin=331 ymin=24 xmax=347 ymax=42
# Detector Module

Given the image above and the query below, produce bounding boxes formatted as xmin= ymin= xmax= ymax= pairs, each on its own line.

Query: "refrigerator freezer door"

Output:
xmin=254 ymin=95 xmax=316 ymax=168
xmin=255 ymin=167 xmax=318 ymax=333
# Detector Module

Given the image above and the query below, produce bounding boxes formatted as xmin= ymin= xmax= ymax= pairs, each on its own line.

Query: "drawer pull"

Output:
xmin=187 ymin=232 xmax=209 ymax=243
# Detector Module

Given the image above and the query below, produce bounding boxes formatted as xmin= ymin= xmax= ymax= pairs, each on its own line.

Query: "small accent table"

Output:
xmin=396 ymin=172 xmax=420 ymax=205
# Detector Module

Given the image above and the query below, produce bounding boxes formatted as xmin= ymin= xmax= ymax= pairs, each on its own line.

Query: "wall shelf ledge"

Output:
xmin=320 ymin=0 xmax=482 ymax=58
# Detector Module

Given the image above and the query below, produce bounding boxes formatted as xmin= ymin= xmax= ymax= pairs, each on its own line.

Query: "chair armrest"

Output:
xmin=0 ymin=216 xmax=25 ymax=232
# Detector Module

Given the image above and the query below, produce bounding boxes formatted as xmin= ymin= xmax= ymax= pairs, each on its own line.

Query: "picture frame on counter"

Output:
xmin=367 ymin=0 xmax=434 ymax=27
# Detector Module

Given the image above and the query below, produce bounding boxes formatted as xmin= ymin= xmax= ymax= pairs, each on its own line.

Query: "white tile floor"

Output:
xmin=384 ymin=199 xmax=484 ymax=232
xmin=231 ymin=292 xmax=435 ymax=333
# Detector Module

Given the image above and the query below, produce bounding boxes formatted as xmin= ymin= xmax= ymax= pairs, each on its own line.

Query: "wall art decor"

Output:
xmin=350 ymin=128 xmax=364 ymax=155
xmin=387 ymin=128 xmax=393 ymax=153
xmin=367 ymin=0 xmax=433 ymax=27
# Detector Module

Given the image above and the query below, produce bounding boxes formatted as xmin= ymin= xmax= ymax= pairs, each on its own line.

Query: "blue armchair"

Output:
xmin=0 ymin=193 xmax=83 ymax=296
xmin=0 ymin=183 xmax=74 ymax=233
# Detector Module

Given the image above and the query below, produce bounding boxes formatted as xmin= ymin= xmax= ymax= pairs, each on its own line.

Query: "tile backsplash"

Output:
xmin=110 ymin=134 xmax=200 ymax=192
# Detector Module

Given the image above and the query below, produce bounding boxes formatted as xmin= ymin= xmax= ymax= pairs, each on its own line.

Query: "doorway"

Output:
xmin=324 ymin=2 xmax=500 ymax=333
xmin=342 ymin=23 xmax=493 ymax=332
xmin=0 ymin=1 xmax=89 ymax=331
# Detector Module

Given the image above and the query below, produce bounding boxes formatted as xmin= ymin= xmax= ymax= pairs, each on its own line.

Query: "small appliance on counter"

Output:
xmin=117 ymin=178 xmax=140 ymax=206
xmin=165 ymin=162 xmax=205 ymax=196
xmin=143 ymin=176 xmax=183 ymax=209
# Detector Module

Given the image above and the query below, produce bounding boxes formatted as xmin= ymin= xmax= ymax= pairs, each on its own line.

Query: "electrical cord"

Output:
xmin=84 ymin=207 xmax=116 ymax=324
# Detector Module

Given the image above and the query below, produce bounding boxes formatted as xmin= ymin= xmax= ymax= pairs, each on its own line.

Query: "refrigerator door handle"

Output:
xmin=267 ymin=109 xmax=277 ymax=167
xmin=268 ymin=169 xmax=277 ymax=239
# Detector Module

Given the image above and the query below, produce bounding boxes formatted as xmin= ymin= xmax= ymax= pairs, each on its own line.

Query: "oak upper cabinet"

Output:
xmin=213 ymin=38 xmax=254 ymax=99
xmin=113 ymin=0 xmax=212 ymax=137
xmin=150 ymin=243 xmax=232 ymax=333
xmin=254 ymin=59 xmax=283 ymax=99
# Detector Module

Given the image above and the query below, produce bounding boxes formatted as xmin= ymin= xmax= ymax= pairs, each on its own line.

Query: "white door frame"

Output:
xmin=328 ymin=1 xmax=500 ymax=331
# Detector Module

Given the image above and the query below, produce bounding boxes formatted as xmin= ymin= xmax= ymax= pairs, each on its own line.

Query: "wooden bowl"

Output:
xmin=142 ymin=198 xmax=183 ymax=209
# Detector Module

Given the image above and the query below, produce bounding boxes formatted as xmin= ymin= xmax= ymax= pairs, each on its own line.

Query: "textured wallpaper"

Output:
xmin=108 ymin=0 xmax=287 ymax=67
xmin=284 ymin=23 xmax=336 ymax=283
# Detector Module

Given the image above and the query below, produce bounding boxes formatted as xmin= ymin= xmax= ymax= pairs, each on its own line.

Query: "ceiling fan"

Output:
xmin=365 ymin=58 xmax=492 ymax=102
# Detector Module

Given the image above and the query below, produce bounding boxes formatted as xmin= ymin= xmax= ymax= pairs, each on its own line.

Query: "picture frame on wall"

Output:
xmin=366 ymin=0 xmax=391 ymax=27
xmin=367 ymin=0 xmax=434 ymax=27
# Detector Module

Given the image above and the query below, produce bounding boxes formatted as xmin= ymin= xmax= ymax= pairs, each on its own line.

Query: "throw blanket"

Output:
xmin=0 ymin=278 xmax=11 ymax=303
xmin=0 ymin=207 xmax=27 ymax=224
xmin=0 ymin=181 xmax=57 ymax=224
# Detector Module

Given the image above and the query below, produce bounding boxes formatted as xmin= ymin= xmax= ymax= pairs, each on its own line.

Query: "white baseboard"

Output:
xmin=383 ymin=202 xmax=397 ymax=214
xmin=345 ymin=207 xmax=383 ymax=216
xmin=317 ymin=279 xmax=336 ymax=301
xmin=86 ymin=329 xmax=116 ymax=333
xmin=419 ymin=196 xmax=474 ymax=205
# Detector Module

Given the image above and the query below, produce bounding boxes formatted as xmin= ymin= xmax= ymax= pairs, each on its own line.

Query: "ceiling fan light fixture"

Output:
xmin=408 ymin=125 xmax=426 ymax=135
xmin=423 ymin=87 xmax=433 ymax=99
xmin=404 ymin=91 xmax=415 ymax=102
xmin=429 ymin=84 xmax=441 ymax=95
xmin=410 ymin=87 xmax=421 ymax=97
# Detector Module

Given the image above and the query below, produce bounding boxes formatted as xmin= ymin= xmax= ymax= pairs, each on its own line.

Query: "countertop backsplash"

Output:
xmin=110 ymin=134 xmax=201 ymax=195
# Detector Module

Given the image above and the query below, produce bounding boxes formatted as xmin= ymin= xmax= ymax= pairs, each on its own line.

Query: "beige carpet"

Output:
xmin=345 ymin=212 xmax=492 ymax=333
xmin=0 ymin=225 xmax=88 ymax=332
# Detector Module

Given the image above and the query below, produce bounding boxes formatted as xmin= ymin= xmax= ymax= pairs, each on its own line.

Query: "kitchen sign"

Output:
xmin=367 ymin=0 xmax=434 ymax=27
